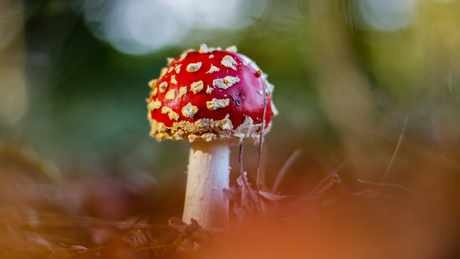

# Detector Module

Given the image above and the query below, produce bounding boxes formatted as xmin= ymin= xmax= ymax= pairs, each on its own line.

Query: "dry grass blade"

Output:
xmin=307 ymin=174 xmax=341 ymax=201
xmin=307 ymin=160 xmax=349 ymax=197
xmin=357 ymin=179 xmax=425 ymax=208
xmin=381 ymin=116 xmax=407 ymax=183
xmin=271 ymin=148 xmax=302 ymax=193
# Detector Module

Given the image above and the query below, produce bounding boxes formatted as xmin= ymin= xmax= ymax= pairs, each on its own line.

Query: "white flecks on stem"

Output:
xmin=206 ymin=98 xmax=230 ymax=110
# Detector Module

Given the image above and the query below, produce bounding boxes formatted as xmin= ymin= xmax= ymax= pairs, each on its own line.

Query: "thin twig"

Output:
xmin=238 ymin=144 xmax=263 ymax=213
xmin=120 ymin=213 xmax=149 ymax=239
xmin=260 ymin=145 xmax=268 ymax=184
xmin=271 ymin=148 xmax=302 ymax=193
xmin=239 ymin=144 xmax=244 ymax=175
xmin=256 ymin=77 xmax=268 ymax=205
xmin=381 ymin=117 xmax=407 ymax=183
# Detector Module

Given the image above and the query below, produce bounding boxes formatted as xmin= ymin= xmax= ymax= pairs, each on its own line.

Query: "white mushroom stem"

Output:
xmin=182 ymin=140 xmax=230 ymax=229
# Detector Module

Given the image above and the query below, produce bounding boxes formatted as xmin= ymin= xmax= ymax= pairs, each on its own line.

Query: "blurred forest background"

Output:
xmin=1 ymin=0 xmax=460 ymax=257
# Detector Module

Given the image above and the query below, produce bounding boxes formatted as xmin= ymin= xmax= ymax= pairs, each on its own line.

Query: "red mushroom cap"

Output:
xmin=147 ymin=44 xmax=277 ymax=143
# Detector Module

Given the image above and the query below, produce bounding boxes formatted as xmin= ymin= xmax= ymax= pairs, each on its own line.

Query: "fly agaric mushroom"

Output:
xmin=146 ymin=44 xmax=277 ymax=229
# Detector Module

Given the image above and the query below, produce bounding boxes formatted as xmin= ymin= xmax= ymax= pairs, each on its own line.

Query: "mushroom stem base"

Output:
xmin=183 ymin=140 xmax=230 ymax=229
